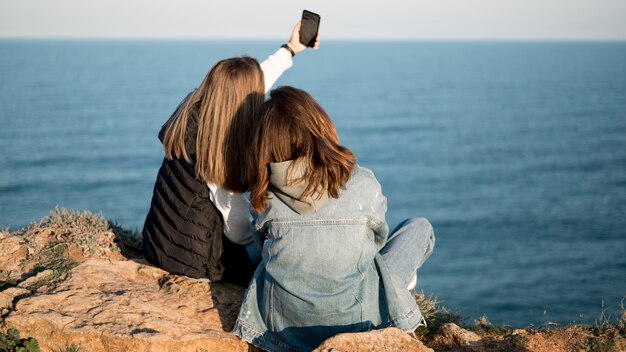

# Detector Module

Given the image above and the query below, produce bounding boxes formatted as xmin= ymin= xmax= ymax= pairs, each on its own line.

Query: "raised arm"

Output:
xmin=260 ymin=21 xmax=320 ymax=93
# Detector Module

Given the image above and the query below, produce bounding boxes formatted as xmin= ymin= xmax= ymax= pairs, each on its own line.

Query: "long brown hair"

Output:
xmin=162 ymin=56 xmax=264 ymax=192
xmin=249 ymin=86 xmax=356 ymax=213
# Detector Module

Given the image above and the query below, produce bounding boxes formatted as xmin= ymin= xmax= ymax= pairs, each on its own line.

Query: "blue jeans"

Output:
xmin=379 ymin=217 xmax=435 ymax=289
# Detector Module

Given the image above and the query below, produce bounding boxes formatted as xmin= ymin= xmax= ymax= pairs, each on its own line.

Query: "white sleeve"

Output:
xmin=207 ymin=183 xmax=254 ymax=246
xmin=260 ymin=47 xmax=293 ymax=93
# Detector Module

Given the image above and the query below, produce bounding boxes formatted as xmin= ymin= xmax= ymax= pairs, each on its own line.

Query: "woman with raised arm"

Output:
xmin=141 ymin=23 xmax=320 ymax=285
xmin=233 ymin=86 xmax=435 ymax=351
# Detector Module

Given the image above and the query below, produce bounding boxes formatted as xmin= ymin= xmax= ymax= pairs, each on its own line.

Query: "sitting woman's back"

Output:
xmin=233 ymin=87 xmax=433 ymax=352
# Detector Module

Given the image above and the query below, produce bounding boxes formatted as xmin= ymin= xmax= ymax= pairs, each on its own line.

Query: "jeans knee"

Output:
xmin=406 ymin=217 xmax=434 ymax=235
xmin=405 ymin=217 xmax=435 ymax=248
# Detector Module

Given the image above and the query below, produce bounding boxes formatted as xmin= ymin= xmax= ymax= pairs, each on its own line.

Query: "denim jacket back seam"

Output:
xmin=268 ymin=218 xmax=368 ymax=227
xmin=259 ymin=218 xmax=386 ymax=232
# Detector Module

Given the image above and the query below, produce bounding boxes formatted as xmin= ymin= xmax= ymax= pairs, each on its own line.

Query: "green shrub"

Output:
xmin=0 ymin=328 xmax=40 ymax=352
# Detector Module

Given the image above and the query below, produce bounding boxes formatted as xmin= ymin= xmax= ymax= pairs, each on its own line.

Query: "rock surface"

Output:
xmin=0 ymin=231 xmax=28 ymax=281
xmin=0 ymin=287 xmax=30 ymax=310
xmin=441 ymin=322 xmax=482 ymax=350
xmin=313 ymin=327 xmax=434 ymax=352
xmin=5 ymin=258 xmax=251 ymax=352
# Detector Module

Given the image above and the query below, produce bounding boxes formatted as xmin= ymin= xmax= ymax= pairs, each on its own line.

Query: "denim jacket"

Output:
xmin=232 ymin=163 xmax=424 ymax=352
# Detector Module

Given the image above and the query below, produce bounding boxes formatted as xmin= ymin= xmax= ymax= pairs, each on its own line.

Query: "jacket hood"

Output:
xmin=269 ymin=159 xmax=329 ymax=215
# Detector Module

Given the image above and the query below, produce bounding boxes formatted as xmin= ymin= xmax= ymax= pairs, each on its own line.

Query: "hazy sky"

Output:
xmin=1 ymin=0 xmax=626 ymax=40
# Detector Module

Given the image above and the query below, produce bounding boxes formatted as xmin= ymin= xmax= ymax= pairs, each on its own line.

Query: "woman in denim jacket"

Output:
xmin=233 ymin=87 xmax=435 ymax=352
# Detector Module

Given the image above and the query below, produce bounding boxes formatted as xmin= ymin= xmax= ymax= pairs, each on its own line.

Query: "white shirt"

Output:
xmin=207 ymin=47 xmax=293 ymax=246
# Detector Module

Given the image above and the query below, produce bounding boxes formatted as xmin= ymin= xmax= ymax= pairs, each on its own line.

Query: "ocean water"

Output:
xmin=1 ymin=40 xmax=625 ymax=327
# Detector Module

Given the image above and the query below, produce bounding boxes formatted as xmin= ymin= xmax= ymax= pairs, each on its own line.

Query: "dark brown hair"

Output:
xmin=162 ymin=56 xmax=264 ymax=192
xmin=249 ymin=86 xmax=356 ymax=213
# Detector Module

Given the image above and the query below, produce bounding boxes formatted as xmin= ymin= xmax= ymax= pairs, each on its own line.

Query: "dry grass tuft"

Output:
xmin=413 ymin=291 xmax=464 ymax=336
xmin=16 ymin=207 xmax=116 ymax=257
xmin=578 ymin=297 xmax=626 ymax=352
xmin=14 ymin=207 xmax=143 ymax=260
xmin=1 ymin=208 xmax=143 ymax=295
xmin=472 ymin=315 xmax=512 ymax=335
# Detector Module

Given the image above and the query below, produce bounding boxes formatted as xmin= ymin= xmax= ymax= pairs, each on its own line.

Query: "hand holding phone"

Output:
xmin=285 ymin=11 xmax=320 ymax=55
xmin=299 ymin=10 xmax=321 ymax=47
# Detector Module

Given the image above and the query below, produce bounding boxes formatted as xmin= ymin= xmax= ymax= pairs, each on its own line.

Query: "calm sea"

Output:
xmin=1 ymin=40 xmax=625 ymax=327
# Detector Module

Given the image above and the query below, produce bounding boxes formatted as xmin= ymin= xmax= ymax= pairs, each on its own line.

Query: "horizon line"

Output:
xmin=1 ymin=35 xmax=626 ymax=43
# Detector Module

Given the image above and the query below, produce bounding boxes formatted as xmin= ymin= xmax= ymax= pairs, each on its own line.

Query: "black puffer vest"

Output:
xmin=142 ymin=93 xmax=225 ymax=280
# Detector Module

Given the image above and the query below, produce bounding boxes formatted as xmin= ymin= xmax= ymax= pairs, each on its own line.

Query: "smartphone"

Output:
xmin=300 ymin=10 xmax=321 ymax=47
